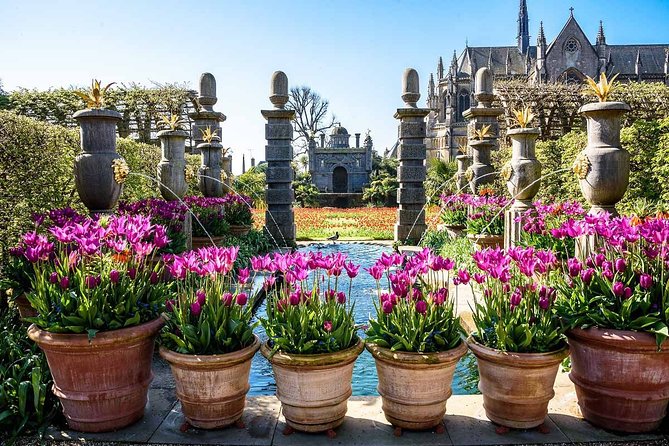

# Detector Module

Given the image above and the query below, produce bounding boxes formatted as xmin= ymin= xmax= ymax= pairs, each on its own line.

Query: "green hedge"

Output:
xmin=0 ymin=111 xmax=200 ymax=261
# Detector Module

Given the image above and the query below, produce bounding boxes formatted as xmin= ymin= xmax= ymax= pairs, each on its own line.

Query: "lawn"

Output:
xmin=253 ymin=207 xmax=441 ymax=240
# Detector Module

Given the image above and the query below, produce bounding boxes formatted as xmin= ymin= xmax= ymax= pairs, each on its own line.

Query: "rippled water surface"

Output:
xmin=247 ymin=243 xmax=478 ymax=396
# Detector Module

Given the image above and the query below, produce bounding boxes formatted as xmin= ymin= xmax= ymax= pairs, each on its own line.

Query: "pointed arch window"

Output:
xmin=457 ymin=89 xmax=470 ymax=122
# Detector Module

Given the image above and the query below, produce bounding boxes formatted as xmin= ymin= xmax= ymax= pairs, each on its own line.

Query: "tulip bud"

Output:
xmin=614 ymin=258 xmax=627 ymax=273
xmin=49 ymin=272 xmax=59 ymax=284
xmin=59 ymin=276 xmax=69 ymax=290
xmin=415 ymin=300 xmax=427 ymax=314
xmin=236 ymin=292 xmax=248 ymax=306
xmin=337 ymin=291 xmax=346 ymax=304
xmin=382 ymin=300 xmax=393 ymax=314
xmin=190 ymin=301 xmax=202 ymax=317
xmin=110 ymin=269 xmax=120 ymax=284
xmin=640 ymin=273 xmax=653 ymax=290
xmin=612 ymin=281 xmax=625 ymax=297
xmin=323 ymin=321 xmax=333 ymax=332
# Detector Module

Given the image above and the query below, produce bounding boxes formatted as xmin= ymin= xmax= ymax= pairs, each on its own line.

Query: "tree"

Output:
xmin=287 ymin=86 xmax=336 ymax=157
xmin=0 ymin=80 xmax=8 ymax=110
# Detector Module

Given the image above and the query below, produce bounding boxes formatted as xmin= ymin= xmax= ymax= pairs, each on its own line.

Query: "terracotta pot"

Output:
xmin=228 ymin=225 xmax=252 ymax=237
xmin=159 ymin=336 xmax=260 ymax=429
xmin=261 ymin=339 xmax=364 ymax=432
xmin=366 ymin=341 xmax=468 ymax=430
xmin=567 ymin=327 xmax=669 ymax=433
xmin=467 ymin=233 xmax=503 ymax=250
xmin=467 ymin=337 xmax=569 ymax=429
xmin=27 ymin=317 xmax=163 ymax=432
xmin=191 ymin=235 xmax=225 ymax=250
xmin=14 ymin=293 xmax=37 ymax=319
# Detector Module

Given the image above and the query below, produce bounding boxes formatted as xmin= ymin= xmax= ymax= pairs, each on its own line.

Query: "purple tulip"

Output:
xmin=382 ymin=300 xmax=393 ymax=314
xmin=323 ymin=321 xmax=333 ymax=332
xmin=196 ymin=289 xmax=206 ymax=306
xmin=59 ymin=276 xmax=69 ymax=290
xmin=337 ymin=291 xmax=346 ymax=304
xmin=128 ymin=267 xmax=137 ymax=280
xmin=236 ymin=292 xmax=248 ymax=306
xmin=580 ymin=268 xmax=595 ymax=285
xmin=640 ymin=273 xmax=653 ymax=290
xmin=415 ymin=300 xmax=427 ymax=314
xmin=150 ymin=272 xmax=159 ymax=285
xmin=49 ymin=272 xmax=59 ymax=284
xmin=612 ymin=281 xmax=625 ymax=297
xmin=594 ymin=253 xmax=606 ymax=267
xmin=165 ymin=299 xmax=175 ymax=312
xmin=110 ymin=269 xmax=120 ymax=284
xmin=614 ymin=258 xmax=627 ymax=273
xmin=567 ymin=258 xmax=582 ymax=277
xmin=85 ymin=275 xmax=98 ymax=289
xmin=623 ymin=286 xmax=633 ymax=299
xmin=222 ymin=292 xmax=233 ymax=307
xmin=539 ymin=296 xmax=550 ymax=310
xmin=190 ymin=301 xmax=202 ymax=316
xmin=289 ymin=292 xmax=300 ymax=306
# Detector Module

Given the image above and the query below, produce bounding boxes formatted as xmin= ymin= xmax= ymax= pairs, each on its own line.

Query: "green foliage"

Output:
xmin=261 ymin=289 xmax=358 ymax=355
xmin=0 ymin=80 xmax=9 ymax=110
xmin=224 ymin=230 xmax=274 ymax=269
xmin=192 ymin=207 xmax=229 ymax=237
xmin=0 ymin=111 xmax=191 ymax=264
xmin=366 ymin=297 xmax=462 ymax=353
xmin=0 ymin=308 xmax=58 ymax=441
xmin=364 ymin=155 xmax=398 ymax=207
xmin=534 ymin=130 xmax=586 ymax=202
xmin=8 ymin=83 xmax=193 ymax=143
xmin=292 ymin=172 xmax=319 ymax=208
xmin=234 ymin=168 xmax=267 ymax=209
xmin=425 ymin=158 xmax=457 ymax=204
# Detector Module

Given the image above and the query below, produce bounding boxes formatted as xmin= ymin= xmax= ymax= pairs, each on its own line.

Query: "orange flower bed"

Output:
xmin=253 ymin=207 xmax=441 ymax=241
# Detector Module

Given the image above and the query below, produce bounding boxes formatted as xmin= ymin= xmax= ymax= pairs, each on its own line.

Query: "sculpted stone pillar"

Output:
xmin=261 ymin=71 xmax=296 ymax=247
xmin=503 ymin=127 xmax=542 ymax=248
xmin=394 ymin=68 xmax=429 ymax=243
xmin=189 ymin=73 xmax=227 ymax=196
xmin=463 ymin=68 xmax=504 ymax=193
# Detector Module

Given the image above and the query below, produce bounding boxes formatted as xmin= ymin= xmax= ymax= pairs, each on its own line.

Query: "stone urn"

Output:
xmin=505 ymin=128 xmax=541 ymax=204
xmin=73 ymin=109 xmax=124 ymax=214
xmin=222 ymin=155 xmax=232 ymax=189
xmin=260 ymin=339 xmax=364 ymax=433
xmin=576 ymin=102 xmax=631 ymax=215
xmin=567 ymin=327 xmax=669 ymax=433
xmin=468 ymin=139 xmax=496 ymax=194
xmin=28 ymin=317 xmax=163 ymax=432
xmin=366 ymin=341 xmax=467 ymax=431
xmin=467 ymin=337 xmax=569 ymax=429
xmin=455 ymin=154 xmax=472 ymax=192
xmin=157 ymin=129 xmax=189 ymax=201
xmin=197 ymin=140 xmax=224 ymax=197
xmin=159 ymin=336 xmax=260 ymax=429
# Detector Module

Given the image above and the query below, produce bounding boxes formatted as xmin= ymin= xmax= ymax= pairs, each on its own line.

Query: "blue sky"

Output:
xmin=2 ymin=0 xmax=669 ymax=174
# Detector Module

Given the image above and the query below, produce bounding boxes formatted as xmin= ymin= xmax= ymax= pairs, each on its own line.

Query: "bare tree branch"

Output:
xmin=287 ymin=86 xmax=337 ymax=158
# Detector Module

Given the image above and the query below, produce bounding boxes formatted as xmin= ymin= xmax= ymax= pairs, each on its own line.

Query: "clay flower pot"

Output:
xmin=467 ymin=337 xmax=569 ymax=429
xmin=576 ymin=102 xmax=631 ymax=215
xmin=228 ymin=225 xmax=252 ymax=237
xmin=14 ymin=292 xmax=37 ymax=319
xmin=73 ymin=108 xmax=124 ymax=214
xmin=366 ymin=341 xmax=468 ymax=430
xmin=157 ymin=129 xmax=189 ymax=201
xmin=260 ymin=339 xmax=364 ymax=433
xmin=467 ymin=233 xmax=503 ymax=250
xmin=567 ymin=327 xmax=669 ymax=433
xmin=27 ymin=317 xmax=163 ymax=432
xmin=191 ymin=235 xmax=225 ymax=250
xmin=159 ymin=336 xmax=260 ymax=429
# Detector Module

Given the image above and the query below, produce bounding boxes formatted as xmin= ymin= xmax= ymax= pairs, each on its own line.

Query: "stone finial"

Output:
xmin=270 ymin=71 xmax=289 ymax=109
xmin=401 ymin=68 xmax=420 ymax=108
xmin=200 ymin=73 xmax=216 ymax=98
xmin=475 ymin=67 xmax=494 ymax=107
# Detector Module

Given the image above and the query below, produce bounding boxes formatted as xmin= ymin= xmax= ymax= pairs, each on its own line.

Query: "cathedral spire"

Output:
xmin=437 ymin=56 xmax=444 ymax=79
xmin=517 ymin=0 xmax=530 ymax=54
xmin=488 ymin=49 xmax=493 ymax=69
xmin=596 ymin=20 xmax=606 ymax=46
xmin=537 ymin=21 xmax=546 ymax=46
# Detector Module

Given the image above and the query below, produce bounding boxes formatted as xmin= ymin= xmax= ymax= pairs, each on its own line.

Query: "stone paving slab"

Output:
xmin=45 ymin=387 xmax=176 ymax=443
xmin=148 ymin=397 xmax=280 ymax=445
xmin=273 ymin=397 xmax=452 ymax=446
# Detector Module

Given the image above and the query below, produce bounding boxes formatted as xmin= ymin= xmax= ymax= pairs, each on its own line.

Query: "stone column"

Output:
xmin=261 ymin=71 xmax=296 ymax=247
xmin=455 ymin=154 xmax=472 ymax=191
xmin=188 ymin=73 xmax=227 ymax=196
xmin=394 ymin=68 xmax=429 ymax=243
xmin=463 ymin=68 xmax=504 ymax=193
xmin=503 ymin=128 xmax=542 ymax=248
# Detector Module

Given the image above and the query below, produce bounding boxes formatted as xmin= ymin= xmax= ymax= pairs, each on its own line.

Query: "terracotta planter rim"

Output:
xmin=159 ymin=335 xmax=260 ymax=368
xmin=579 ymin=101 xmax=631 ymax=114
xmin=73 ymin=108 xmax=123 ymax=120
xmin=157 ymin=129 xmax=189 ymax=138
xmin=467 ymin=336 xmax=569 ymax=366
xmin=467 ymin=233 xmax=503 ymax=241
xmin=27 ymin=316 xmax=164 ymax=350
xmin=261 ymin=338 xmax=364 ymax=367
xmin=567 ymin=327 xmax=666 ymax=351
xmin=365 ymin=340 xmax=467 ymax=365
xmin=507 ymin=127 xmax=541 ymax=136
